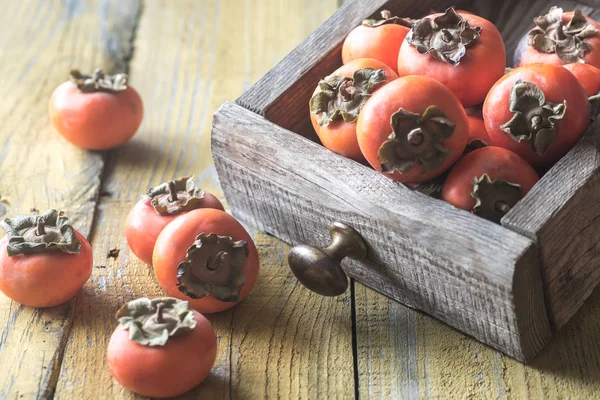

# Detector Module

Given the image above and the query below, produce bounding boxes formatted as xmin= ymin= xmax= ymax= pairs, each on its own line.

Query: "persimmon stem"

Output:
xmin=531 ymin=115 xmax=543 ymax=131
xmin=168 ymin=181 xmax=178 ymax=202
xmin=206 ymin=251 xmax=227 ymax=271
xmin=407 ymin=128 xmax=425 ymax=146
xmin=36 ymin=218 xmax=46 ymax=236
xmin=495 ymin=201 xmax=511 ymax=214
xmin=155 ymin=303 xmax=165 ymax=324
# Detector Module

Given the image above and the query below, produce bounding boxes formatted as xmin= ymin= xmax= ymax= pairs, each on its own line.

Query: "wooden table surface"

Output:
xmin=2 ymin=1 xmax=600 ymax=399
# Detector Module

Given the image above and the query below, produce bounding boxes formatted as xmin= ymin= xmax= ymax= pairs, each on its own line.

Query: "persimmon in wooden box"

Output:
xmin=211 ymin=0 xmax=600 ymax=363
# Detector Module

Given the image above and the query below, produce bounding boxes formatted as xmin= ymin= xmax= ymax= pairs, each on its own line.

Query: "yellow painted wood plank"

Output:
xmin=54 ymin=1 xmax=350 ymax=398
xmin=0 ymin=1 xmax=139 ymax=398
xmin=356 ymin=283 xmax=600 ymax=399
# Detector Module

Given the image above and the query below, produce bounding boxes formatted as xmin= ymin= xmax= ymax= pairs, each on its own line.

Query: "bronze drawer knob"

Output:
xmin=287 ymin=222 xmax=367 ymax=296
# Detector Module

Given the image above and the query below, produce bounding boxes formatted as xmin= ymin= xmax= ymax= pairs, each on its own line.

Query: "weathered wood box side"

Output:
xmin=212 ymin=102 xmax=550 ymax=362
xmin=460 ymin=0 xmax=600 ymax=331
xmin=212 ymin=0 xmax=600 ymax=362
xmin=504 ymin=120 xmax=600 ymax=329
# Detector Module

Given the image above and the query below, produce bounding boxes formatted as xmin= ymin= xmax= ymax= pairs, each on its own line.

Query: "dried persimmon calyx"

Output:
xmin=145 ymin=175 xmax=205 ymax=216
xmin=406 ymin=7 xmax=482 ymax=66
xmin=310 ymin=68 xmax=387 ymax=127
xmin=362 ymin=10 xmax=415 ymax=28
xmin=116 ymin=297 xmax=197 ymax=346
xmin=528 ymin=7 xmax=598 ymax=63
xmin=0 ymin=209 xmax=80 ymax=256
xmin=177 ymin=233 xmax=248 ymax=302
xmin=500 ymin=80 xmax=566 ymax=156
xmin=471 ymin=174 xmax=523 ymax=223
xmin=70 ymin=68 xmax=128 ymax=93
xmin=378 ymin=105 xmax=455 ymax=174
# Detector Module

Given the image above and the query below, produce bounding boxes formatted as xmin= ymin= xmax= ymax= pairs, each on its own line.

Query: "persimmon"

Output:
xmin=442 ymin=147 xmax=539 ymax=222
xmin=107 ymin=297 xmax=217 ymax=398
xmin=397 ymin=7 xmax=506 ymax=107
xmin=356 ymin=75 xmax=468 ymax=183
xmin=518 ymin=7 xmax=600 ymax=68
xmin=483 ymin=64 xmax=590 ymax=167
xmin=310 ymin=58 xmax=398 ymax=162
xmin=49 ymin=69 xmax=143 ymax=150
xmin=564 ymin=63 xmax=600 ymax=96
xmin=564 ymin=63 xmax=600 ymax=119
xmin=125 ymin=176 xmax=224 ymax=265
xmin=0 ymin=210 xmax=92 ymax=307
xmin=153 ymin=208 xmax=259 ymax=314
xmin=466 ymin=107 xmax=491 ymax=146
xmin=342 ymin=10 xmax=413 ymax=72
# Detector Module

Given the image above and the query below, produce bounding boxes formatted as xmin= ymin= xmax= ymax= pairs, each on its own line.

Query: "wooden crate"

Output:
xmin=211 ymin=0 xmax=600 ymax=362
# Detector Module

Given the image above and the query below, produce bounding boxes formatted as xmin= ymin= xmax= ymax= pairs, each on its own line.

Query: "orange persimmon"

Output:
xmin=125 ymin=176 xmax=224 ymax=265
xmin=310 ymin=58 xmax=398 ymax=162
xmin=0 ymin=210 xmax=92 ymax=307
xmin=483 ymin=64 xmax=590 ymax=167
xmin=356 ymin=75 xmax=468 ymax=183
xmin=466 ymin=107 xmax=491 ymax=145
xmin=563 ymin=63 xmax=600 ymax=96
xmin=442 ymin=146 xmax=539 ymax=222
xmin=342 ymin=10 xmax=412 ymax=72
xmin=153 ymin=209 xmax=259 ymax=314
xmin=49 ymin=69 xmax=143 ymax=150
xmin=397 ymin=7 xmax=506 ymax=107
xmin=564 ymin=63 xmax=600 ymax=119
xmin=107 ymin=297 xmax=217 ymax=398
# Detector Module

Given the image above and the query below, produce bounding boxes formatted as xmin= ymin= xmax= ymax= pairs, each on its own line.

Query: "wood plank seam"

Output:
xmin=38 ymin=304 xmax=74 ymax=400
xmin=350 ymin=279 xmax=360 ymax=400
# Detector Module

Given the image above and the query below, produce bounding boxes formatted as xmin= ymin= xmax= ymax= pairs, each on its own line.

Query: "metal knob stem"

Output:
xmin=287 ymin=222 xmax=367 ymax=296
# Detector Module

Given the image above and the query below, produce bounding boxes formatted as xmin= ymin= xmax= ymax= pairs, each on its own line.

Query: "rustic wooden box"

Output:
xmin=211 ymin=0 xmax=600 ymax=362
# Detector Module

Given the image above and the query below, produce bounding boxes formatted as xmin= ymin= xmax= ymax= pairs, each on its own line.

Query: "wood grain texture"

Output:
xmin=355 ymin=285 xmax=509 ymax=399
xmin=53 ymin=1 xmax=352 ymax=399
xmin=356 ymin=276 xmax=600 ymax=398
xmin=212 ymin=101 xmax=551 ymax=362
xmin=0 ymin=1 xmax=138 ymax=398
